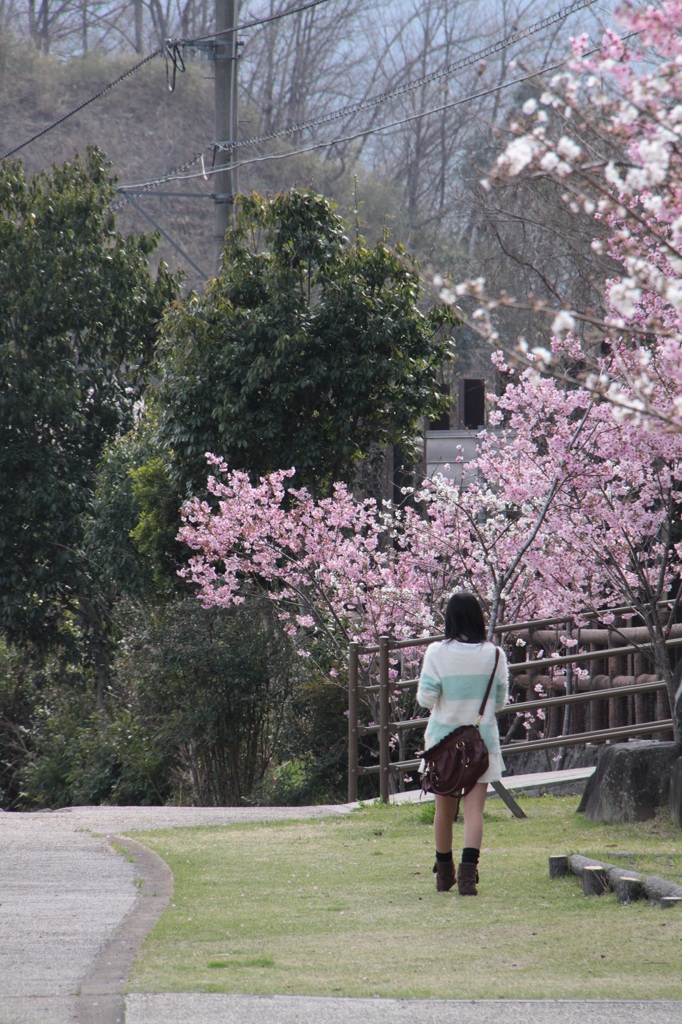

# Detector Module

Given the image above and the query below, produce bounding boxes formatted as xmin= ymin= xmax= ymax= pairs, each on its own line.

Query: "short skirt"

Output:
xmin=477 ymin=751 xmax=506 ymax=784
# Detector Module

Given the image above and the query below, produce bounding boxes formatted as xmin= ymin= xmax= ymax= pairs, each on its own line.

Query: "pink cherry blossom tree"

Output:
xmin=178 ymin=357 xmax=681 ymax=747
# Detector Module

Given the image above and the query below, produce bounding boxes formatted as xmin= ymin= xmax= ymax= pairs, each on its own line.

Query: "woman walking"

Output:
xmin=417 ymin=592 xmax=509 ymax=895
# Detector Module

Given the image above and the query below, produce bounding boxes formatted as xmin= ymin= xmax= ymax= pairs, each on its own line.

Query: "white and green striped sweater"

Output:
xmin=417 ymin=640 xmax=509 ymax=772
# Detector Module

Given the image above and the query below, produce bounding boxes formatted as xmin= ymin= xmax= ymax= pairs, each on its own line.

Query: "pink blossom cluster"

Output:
xmin=178 ymin=454 xmax=443 ymax=663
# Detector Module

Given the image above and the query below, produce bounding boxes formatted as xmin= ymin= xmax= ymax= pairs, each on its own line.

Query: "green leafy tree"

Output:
xmin=154 ymin=188 xmax=455 ymax=497
xmin=0 ymin=147 xmax=179 ymax=650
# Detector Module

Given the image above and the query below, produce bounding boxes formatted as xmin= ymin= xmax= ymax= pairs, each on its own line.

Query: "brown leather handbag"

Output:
xmin=420 ymin=648 xmax=500 ymax=799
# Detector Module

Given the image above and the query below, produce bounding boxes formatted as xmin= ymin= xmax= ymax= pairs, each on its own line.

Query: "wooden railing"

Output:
xmin=347 ymin=618 xmax=682 ymax=803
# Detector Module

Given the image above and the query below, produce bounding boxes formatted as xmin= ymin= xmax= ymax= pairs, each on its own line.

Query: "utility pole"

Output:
xmin=213 ymin=0 xmax=239 ymax=275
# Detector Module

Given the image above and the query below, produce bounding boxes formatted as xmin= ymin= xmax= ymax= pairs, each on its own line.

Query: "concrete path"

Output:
xmin=1 ymin=812 xmax=137 ymax=1024
xmin=1 ymin=799 xmax=680 ymax=1024
xmin=126 ymin=995 xmax=682 ymax=1024
xmin=0 ymin=805 xmax=350 ymax=1024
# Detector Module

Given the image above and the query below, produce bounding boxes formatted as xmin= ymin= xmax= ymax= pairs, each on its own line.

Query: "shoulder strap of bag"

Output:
xmin=475 ymin=648 xmax=500 ymax=726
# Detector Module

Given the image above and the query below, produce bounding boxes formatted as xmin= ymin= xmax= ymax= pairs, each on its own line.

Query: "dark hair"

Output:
xmin=444 ymin=591 xmax=486 ymax=644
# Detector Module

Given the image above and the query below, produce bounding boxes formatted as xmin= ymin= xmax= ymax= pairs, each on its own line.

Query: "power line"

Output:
xmin=110 ymin=151 xmax=212 ymax=212
xmin=1 ymin=0 xmax=339 ymax=162
xmin=229 ymin=63 xmax=573 ymax=173
xmin=214 ymin=0 xmax=602 ymax=155
xmin=116 ymin=60 xmax=569 ymax=192
xmin=116 ymin=0 xmax=606 ymax=196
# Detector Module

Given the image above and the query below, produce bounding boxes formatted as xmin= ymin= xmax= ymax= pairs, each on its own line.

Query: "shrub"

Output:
xmin=114 ymin=598 xmax=304 ymax=805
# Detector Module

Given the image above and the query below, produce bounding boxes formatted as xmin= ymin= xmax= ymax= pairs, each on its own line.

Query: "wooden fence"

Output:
xmin=348 ymin=611 xmax=682 ymax=803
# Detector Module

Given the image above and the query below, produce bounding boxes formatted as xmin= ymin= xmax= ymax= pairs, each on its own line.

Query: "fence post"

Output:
xmin=348 ymin=642 xmax=359 ymax=803
xmin=379 ymin=635 xmax=390 ymax=804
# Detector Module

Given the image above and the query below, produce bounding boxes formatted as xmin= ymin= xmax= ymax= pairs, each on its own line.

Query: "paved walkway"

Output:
xmin=0 ymin=805 xmax=350 ymax=1024
xmin=1 ymin=797 xmax=680 ymax=1024
xmin=125 ymin=996 xmax=682 ymax=1024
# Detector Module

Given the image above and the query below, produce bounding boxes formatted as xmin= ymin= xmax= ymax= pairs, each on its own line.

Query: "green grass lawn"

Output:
xmin=128 ymin=795 xmax=682 ymax=1000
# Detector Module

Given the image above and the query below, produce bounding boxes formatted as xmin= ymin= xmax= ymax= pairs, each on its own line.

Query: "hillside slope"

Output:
xmin=0 ymin=43 xmax=403 ymax=287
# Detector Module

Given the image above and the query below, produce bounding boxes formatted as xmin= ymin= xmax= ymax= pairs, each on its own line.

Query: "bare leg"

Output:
xmin=461 ymin=782 xmax=487 ymax=849
xmin=433 ymin=793 xmax=459 ymax=853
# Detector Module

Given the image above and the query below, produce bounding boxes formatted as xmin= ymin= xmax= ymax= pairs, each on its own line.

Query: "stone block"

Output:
xmin=578 ymin=740 xmax=679 ymax=823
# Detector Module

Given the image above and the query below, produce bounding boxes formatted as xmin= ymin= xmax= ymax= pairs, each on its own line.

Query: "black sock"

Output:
xmin=435 ymin=850 xmax=453 ymax=862
xmin=461 ymin=847 xmax=480 ymax=864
